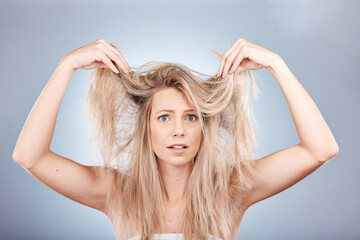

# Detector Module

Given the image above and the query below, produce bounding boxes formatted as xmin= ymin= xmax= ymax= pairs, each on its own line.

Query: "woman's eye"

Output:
xmin=159 ymin=115 xmax=168 ymax=121
xmin=188 ymin=115 xmax=197 ymax=121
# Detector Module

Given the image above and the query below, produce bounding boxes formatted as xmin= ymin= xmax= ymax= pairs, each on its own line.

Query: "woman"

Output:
xmin=13 ymin=38 xmax=339 ymax=240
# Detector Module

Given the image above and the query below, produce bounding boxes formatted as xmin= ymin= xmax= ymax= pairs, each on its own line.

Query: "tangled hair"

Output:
xmin=85 ymin=45 xmax=260 ymax=240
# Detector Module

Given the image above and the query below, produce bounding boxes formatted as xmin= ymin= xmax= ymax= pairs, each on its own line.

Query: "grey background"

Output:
xmin=1 ymin=0 xmax=359 ymax=239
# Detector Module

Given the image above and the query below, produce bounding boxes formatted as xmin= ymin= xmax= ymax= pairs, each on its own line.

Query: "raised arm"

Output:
xmin=12 ymin=39 xmax=131 ymax=213
xmin=218 ymin=38 xmax=339 ymax=208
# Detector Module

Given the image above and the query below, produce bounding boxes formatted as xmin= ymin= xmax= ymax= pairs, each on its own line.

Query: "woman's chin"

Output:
xmin=157 ymin=156 xmax=194 ymax=166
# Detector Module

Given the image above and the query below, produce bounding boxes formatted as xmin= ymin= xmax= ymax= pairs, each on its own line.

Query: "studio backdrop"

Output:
xmin=0 ymin=0 xmax=358 ymax=239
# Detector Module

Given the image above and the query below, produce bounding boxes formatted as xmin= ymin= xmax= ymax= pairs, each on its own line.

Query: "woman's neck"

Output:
xmin=158 ymin=161 xmax=192 ymax=203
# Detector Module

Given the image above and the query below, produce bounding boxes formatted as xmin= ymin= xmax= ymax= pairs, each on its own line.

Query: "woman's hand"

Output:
xmin=217 ymin=38 xmax=282 ymax=77
xmin=61 ymin=38 xmax=132 ymax=74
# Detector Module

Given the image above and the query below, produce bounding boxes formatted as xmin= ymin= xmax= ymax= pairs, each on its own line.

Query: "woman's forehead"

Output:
xmin=151 ymin=88 xmax=194 ymax=112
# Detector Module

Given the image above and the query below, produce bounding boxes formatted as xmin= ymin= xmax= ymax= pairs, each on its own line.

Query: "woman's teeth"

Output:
xmin=170 ymin=146 xmax=186 ymax=149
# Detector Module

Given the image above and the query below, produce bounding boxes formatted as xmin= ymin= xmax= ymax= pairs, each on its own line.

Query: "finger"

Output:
xmin=229 ymin=50 xmax=245 ymax=74
xmin=107 ymin=46 xmax=132 ymax=72
xmin=99 ymin=52 xmax=120 ymax=74
xmin=218 ymin=39 xmax=246 ymax=76
xmin=217 ymin=42 xmax=240 ymax=76
xmin=104 ymin=42 xmax=132 ymax=72
xmin=116 ymin=50 xmax=132 ymax=72
xmin=104 ymin=47 xmax=129 ymax=74
xmin=93 ymin=40 xmax=120 ymax=73
xmin=222 ymin=43 xmax=243 ymax=77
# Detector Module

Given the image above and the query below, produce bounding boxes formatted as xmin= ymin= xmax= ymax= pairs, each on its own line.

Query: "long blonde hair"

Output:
xmin=85 ymin=45 xmax=260 ymax=240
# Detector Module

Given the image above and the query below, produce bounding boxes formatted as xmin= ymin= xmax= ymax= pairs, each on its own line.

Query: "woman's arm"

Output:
xmin=12 ymin=39 xmax=130 ymax=213
xmin=13 ymin=38 xmax=130 ymax=164
xmin=266 ymin=57 xmax=339 ymax=158
xmin=13 ymin=57 xmax=75 ymax=166
xmin=218 ymin=38 xmax=339 ymax=207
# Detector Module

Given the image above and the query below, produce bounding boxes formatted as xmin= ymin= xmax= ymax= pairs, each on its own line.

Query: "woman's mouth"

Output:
xmin=167 ymin=144 xmax=188 ymax=153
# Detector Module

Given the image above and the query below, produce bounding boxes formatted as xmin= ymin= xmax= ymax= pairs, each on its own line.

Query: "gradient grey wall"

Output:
xmin=1 ymin=0 xmax=358 ymax=239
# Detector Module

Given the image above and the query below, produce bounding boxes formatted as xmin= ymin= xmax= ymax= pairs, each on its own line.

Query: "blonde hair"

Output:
xmin=85 ymin=45 xmax=260 ymax=240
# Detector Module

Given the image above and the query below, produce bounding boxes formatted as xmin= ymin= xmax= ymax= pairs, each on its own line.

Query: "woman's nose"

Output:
xmin=173 ymin=119 xmax=185 ymax=136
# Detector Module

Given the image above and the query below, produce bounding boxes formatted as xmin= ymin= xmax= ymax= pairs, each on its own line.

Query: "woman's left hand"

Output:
xmin=217 ymin=38 xmax=282 ymax=77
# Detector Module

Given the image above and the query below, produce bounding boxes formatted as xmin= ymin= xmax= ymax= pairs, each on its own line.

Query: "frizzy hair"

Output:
xmin=84 ymin=44 xmax=260 ymax=240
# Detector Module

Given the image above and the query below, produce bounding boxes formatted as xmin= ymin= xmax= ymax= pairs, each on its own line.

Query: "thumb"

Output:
xmin=83 ymin=61 xmax=109 ymax=70
xmin=235 ymin=66 xmax=246 ymax=74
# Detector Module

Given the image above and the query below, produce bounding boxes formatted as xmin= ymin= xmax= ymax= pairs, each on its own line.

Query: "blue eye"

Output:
xmin=188 ymin=115 xmax=197 ymax=121
xmin=159 ymin=115 xmax=168 ymax=121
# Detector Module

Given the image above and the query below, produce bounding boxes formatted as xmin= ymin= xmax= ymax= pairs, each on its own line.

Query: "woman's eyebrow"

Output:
xmin=155 ymin=109 xmax=195 ymax=114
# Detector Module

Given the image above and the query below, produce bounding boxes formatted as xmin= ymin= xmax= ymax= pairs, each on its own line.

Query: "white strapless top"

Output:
xmin=128 ymin=233 xmax=223 ymax=240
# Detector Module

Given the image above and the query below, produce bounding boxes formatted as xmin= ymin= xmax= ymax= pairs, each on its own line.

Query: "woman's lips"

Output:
xmin=167 ymin=146 xmax=188 ymax=154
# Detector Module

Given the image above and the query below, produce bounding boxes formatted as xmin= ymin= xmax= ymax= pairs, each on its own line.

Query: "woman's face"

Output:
xmin=149 ymin=87 xmax=202 ymax=167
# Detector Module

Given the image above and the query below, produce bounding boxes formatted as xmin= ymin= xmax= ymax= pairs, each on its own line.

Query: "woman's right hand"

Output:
xmin=61 ymin=38 xmax=132 ymax=74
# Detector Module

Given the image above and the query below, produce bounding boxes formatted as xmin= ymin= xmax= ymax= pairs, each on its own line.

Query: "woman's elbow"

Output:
xmin=319 ymin=144 xmax=339 ymax=162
